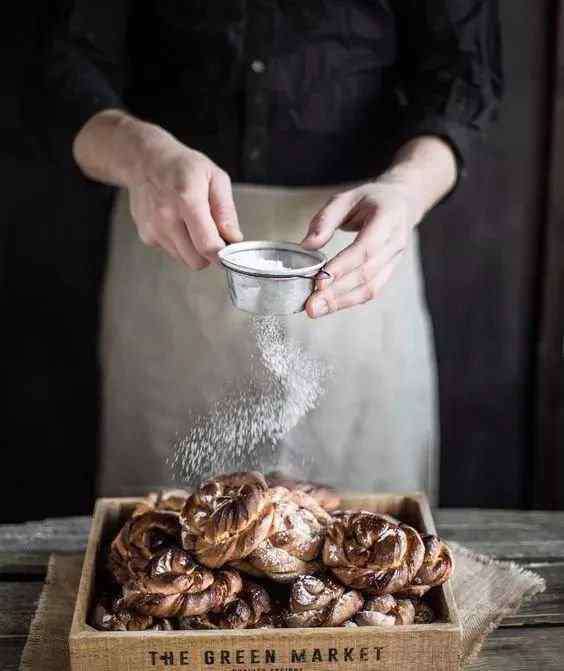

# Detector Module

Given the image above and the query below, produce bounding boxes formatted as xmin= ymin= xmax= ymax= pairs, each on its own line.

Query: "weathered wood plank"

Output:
xmin=0 ymin=583 xmax=42 ymax=637
xmin=467 ymin=626 xmax=564 ymax=670
xmin=436 ymin=510 xmax=564 ymax=559
xmin=502 ymin=562 xmax=564 ymax=626
xmin=0 ymin=517 xmax=91 ymax=553
xmin=436 ymin=509 xmax=564 ymax=528
xmin=0 ymin=553 xmax=51 ymax=576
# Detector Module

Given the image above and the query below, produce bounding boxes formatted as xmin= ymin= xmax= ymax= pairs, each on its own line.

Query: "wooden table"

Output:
xmin=1 ymin=509 xmax=562 ymax=670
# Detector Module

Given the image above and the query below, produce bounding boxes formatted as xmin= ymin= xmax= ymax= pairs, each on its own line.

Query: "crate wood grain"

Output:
xmin=69 ymin=493 xmax=462 ymax=671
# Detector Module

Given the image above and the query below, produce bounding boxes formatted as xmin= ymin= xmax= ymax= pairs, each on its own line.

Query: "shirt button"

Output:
xmin=251 ymin=59 xmax=266 ymax=74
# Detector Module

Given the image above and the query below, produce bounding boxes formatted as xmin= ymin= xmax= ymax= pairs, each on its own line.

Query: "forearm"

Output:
xmin=380 ymin=136 xmax=458 ymax=224
xmin=72 ymin=109 xmax=165 ymax=187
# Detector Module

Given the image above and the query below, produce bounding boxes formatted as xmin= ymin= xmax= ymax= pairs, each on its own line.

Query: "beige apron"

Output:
xmin=100 ymin=185 xmax=438 ymax=499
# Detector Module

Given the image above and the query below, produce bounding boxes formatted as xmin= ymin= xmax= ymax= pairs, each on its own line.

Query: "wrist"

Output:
xmin=111 ymin=114 xmax=166 ymax=187
xmin=382 ymin=136 xmax=458 ymax=222
xmin=73 ymin=110 xmax=169 ymax=187
xmin=376 ymin=165 xmax=429 ymax=225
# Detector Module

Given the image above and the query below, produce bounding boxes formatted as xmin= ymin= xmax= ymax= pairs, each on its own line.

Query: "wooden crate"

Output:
xmin=69 ymin=493 xmax=462 ymax=670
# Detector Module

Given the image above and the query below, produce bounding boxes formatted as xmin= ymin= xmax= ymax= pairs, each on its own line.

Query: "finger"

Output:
xmin=301 ymin=191 xmax=360 ymax=250
xmin=177 ymin=191 xmax=226 ymax=263
xmin=317 ymin=247 xmax=404 ymax=305
xmin=340 ymin=207 xmax=368 ymax=232
xmin=322 ymin=214 xmax=402 ymax=282
xmin=306 ymin=258 xmax=399 ymax=318
xmin=209 ymin=170 xmax=243 ymax=243
xmin=315 ymin=233 xmax=405 ymax=293
xmin=136 ymin=219 xmax=180 ymax=260
xmin=317 ymin=255 xmax=383 ymax=297
xmin=160 ymin=236 xmax=183 ymax=261
xmin=169 ymin=219 xmax=210 ymax=270
xmin=150 ymin=206 xmax=186 ymax=262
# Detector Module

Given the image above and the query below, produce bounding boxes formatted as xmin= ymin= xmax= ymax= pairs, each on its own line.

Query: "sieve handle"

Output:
xmin=315 ymin=269 xmax=332 ymax=281
xmin=294 ymin=268 xmax=332 ymax=281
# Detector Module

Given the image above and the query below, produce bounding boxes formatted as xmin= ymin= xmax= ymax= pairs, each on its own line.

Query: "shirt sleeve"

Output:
xmin=393 ymin=0 xmax=503 ymax=182
xmin=28 ymin=1 xmax=130 ymax=171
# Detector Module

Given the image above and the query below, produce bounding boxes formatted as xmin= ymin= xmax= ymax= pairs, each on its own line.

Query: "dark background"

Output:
xmin=2 ymin=1 xmax=563 ymax=522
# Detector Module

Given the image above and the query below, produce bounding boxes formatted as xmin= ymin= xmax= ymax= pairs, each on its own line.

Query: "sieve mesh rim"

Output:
xmin=218 ymin=240 xmax=326 ymax=278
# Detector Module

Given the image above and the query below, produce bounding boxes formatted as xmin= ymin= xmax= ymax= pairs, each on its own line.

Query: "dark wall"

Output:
xmin=1 ymin=154 xmax=110 ymax=522
xmin=0 ymin=1 xmax=557 ymax=521
xmin=1 ymin=6 xmax=112 ymax=522
xmin=422 ymin=0 xmax=552 ymax=508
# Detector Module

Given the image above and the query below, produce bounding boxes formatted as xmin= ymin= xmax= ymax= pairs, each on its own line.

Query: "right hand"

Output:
xmin=126 ymin=126 xmax=242 ymax=268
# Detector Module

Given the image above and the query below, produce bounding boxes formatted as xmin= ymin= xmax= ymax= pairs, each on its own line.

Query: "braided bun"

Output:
xmin=181 ymin=472 xmax=276 ymax=568
xmin=396 ymin=535 xmax=454 ymax=598
xmin=322 ymin=511 xmax=424 ymax=594
xmin=284 ymin=574 xmax=363 ymax=628
xmin=121 ymin=548 xmax=242 ymax=618
xmin=109 ymin=511 xmax=182 ymax=585
xmin=355 ymin=595 xmax=415 ymax=626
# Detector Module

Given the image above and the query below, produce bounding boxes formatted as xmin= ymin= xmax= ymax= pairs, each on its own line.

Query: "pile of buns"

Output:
xmin=92 ymin=471 xmax=453 ymax=631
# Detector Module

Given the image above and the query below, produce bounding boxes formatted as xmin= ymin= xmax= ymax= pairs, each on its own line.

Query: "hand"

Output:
xmin=301 ymin=179 xmax=424 ymax=318
xmin=127 ymin=129 xmax=242 ymax=268
xmin=73 ymin=111 xmax=242 ymax=269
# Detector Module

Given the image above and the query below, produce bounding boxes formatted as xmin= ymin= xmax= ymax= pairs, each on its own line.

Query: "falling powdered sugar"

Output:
xmin=170 ymin=315 xmax=333 ymax=485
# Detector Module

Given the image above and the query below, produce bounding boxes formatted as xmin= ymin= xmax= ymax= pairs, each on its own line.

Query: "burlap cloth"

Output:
xmin=19 ymin=543 xmax=545 ymax=670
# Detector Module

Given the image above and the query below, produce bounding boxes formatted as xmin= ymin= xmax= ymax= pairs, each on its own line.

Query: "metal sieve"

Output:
xmin=218 ymin=241 xmax=329 ymax=315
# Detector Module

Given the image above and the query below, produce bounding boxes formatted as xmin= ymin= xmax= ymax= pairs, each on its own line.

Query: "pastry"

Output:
xmin=231 ymin=489 xmax=331 ymax=582
xmin=109 ymin=510 xmax=182 ymax=585
xmin=120 ymin=547 xmax=242 ymax=618
xmin=266 ymin=472 xmax=342 ymax=511
xmin=413 ymin=600 xmax=436 ymax=623
xmin=355 ymin=594 xmax=415 ymax=626
xmin=322 ymin=510 xmax=424 ymax=594
xmin=182 ymin=472 xmax=330 ymax=581
xmin=133 ymin=489 xmax=191 ymax=516
xmin=177 ymin=579 xmax=272 ymax=629
xmin=181 ymin=472 xmax=276 ymax=568
xmin=92 ymin=599 xmax=174 ymax=631
xmin=396 ymin=535 xmax=454 ymax=598
xmin=284 ymin=573 xmax=363 ymax=627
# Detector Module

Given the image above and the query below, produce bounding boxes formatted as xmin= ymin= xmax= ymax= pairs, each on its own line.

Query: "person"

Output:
xmin=36 ymin=1 xmax=502 ymax=498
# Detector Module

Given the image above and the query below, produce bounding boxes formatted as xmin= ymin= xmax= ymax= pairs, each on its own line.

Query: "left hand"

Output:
xmin=301 ymin=179 xmax=425 ymax=318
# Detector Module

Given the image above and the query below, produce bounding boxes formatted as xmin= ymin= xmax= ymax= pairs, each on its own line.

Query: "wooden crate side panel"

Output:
xmin=70 ymin=499 xmax=108 ymax=635
xmin=70 ymin=627 xmax=460 ymax=671
xmin=340 ymin=493 xmax=421 ymax=522
xmin=71 ymin=498 xmax=139 ymax=635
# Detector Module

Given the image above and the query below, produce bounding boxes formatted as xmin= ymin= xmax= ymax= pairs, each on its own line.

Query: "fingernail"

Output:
xmin=311 ymin=297 xmax=329 ymax=318
xmin=315 ymin=274 xmax=333 ymax=292
xmin=224 ymin=226 xmax=243 ymax=242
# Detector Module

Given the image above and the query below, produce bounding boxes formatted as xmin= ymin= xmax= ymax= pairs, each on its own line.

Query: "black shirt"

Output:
xmin=38 ymin=0 xmax=502 ymax=186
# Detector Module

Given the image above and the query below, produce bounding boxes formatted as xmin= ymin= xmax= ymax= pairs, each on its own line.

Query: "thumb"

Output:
xmin=301 ymin=191 xmax=357 ymax=250
xmin=209 ymin=169 xmax=243 ymax=243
